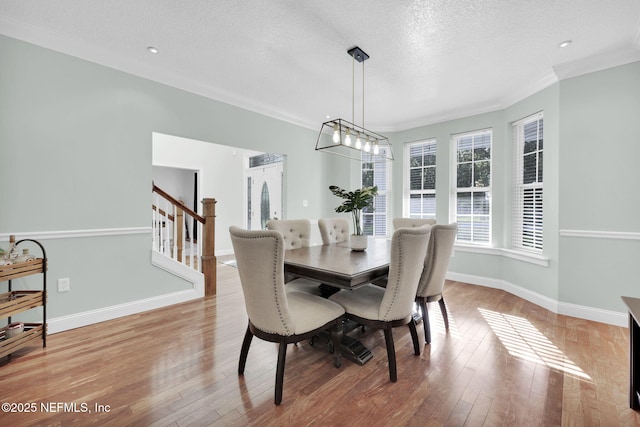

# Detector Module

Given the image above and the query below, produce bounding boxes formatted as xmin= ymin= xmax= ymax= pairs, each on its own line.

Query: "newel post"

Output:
xmin=201 ymin=198 xmax=217 ymax=296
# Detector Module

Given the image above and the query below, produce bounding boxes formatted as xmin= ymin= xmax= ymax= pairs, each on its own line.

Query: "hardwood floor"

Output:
xmin=1 ymin=261 xmax=639 ymax=426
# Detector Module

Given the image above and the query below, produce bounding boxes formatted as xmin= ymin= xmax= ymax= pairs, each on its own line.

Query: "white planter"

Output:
xmin=350 ymin=235 xmax=368 ymax=251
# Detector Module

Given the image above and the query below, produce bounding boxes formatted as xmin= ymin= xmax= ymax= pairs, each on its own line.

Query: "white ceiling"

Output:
xmin=1 ymin=1 xmax=639 ymax=132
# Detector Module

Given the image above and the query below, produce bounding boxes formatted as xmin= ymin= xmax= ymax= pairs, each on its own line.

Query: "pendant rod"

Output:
xmin=351 ymin=53 xmax=355 ymax=124
xmin=362 ymin=59 xmax=365 ymax=130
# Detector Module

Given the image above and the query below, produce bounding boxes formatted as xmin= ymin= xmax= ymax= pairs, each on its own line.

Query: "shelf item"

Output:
xmin=0 ymin=238 xmax=47 ymax=360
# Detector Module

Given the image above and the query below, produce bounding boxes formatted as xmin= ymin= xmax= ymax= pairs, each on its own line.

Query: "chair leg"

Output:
xmin=408 ymin=318 xmax=420 ymax=355
xmin=383 ymin=327 xmax=397 ymax=382
xmin=418 ymin=299 xmax=431 ymax=344
xmin=274 ymin=342 xmax=287 ymax=405
xmin=331 ymin=320 xmax=343 ymax=368
xmin=439 ymin=298 xmax=449 ymax=330
xmin=238 ymin=325 xmax=253 ymax=375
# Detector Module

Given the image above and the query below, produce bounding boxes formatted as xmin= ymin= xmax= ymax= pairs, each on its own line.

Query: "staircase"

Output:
xmin=152 ymin=183 xmax=217 ymax=296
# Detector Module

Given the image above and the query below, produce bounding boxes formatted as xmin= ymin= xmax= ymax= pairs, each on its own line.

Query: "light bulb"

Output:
xmin=344 ymin=129 xmax=352 ymax=146
xmin=373 ymin=140 xmax=379 ymax=155
xmin=355 ymin=133 xmax=362 ymax=149
xmin=332 ymin=124 xmax=340 ymax=144
xmin=364 ymin=137 xmax=371 ymax=152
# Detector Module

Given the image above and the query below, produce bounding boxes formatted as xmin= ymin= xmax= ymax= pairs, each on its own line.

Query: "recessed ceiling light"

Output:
xmin=326 ymin=115 xmax=331 ymax=119
xmin=147 ymin=46 xmax=159 ymax=54
xmin=558 ymin=40 xmax=572 ymax=48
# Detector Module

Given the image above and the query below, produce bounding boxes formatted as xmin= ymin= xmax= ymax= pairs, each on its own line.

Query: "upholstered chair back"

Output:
xmin=318 ymin=218 xmax=350 ymax=244
xmin=379 ymin=226 xmax=431 ymax=321
xmin=229 ymin=226 xmax=295 ymax=335
xmin=392 ymin=218 xmax=436 ymax=230
xmin=416 ymin=223 xmax=457 ymax=298
xmin=266 ymin=219 xmax=311 ymax=249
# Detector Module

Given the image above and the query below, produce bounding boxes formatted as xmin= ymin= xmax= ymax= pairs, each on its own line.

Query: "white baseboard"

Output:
xmin=446 ymin=272 xmax=627 ymax=327
xmin=48 ymin=288 xmax=202 ymax=334
xmin=3 ymin=228 xmax=217 ymax=334
xmin=48 ymin=250 xmax=205 ymax=334
xmin=47 ymin=255 xmax=628 ymax=334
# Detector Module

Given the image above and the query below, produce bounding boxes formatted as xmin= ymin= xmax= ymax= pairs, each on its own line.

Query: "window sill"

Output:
xmin=453 ymin=244 xmax=549 ymax=267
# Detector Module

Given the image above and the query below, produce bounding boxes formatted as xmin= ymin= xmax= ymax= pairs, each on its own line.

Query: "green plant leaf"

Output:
xmin=328 ymin=185 xmax=378 ymax=235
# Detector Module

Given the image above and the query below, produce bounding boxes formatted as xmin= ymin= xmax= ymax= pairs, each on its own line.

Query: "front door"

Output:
xmin=248 ymin=162 xmax=283 ymax=230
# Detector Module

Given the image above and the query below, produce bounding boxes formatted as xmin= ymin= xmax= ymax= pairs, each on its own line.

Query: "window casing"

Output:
xmin=513 ymin=113 xmax=543 ymax=252
xmin=362 ymin=147 xmax=390 ymax=236
xmin=453 ymin=129 xmax=492 ymax=244
xmin=404 ymin=139 xmax=436 ymax=219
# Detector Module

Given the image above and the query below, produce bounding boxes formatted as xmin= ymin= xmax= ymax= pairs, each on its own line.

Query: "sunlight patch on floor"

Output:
xmin=479 ymin=308 xmax=592 ymax=381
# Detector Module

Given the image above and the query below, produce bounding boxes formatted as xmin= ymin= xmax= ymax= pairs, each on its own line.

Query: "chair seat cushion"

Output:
xmin=286 ymin=291 xmax=345 ymax=335
xmin=329 ymin=284 xmax=385 ymax=321
xmin=285 ymin=278 xmax=322 ymax=296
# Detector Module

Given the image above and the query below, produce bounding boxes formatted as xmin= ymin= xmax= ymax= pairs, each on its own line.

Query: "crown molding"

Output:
xmin=2 ymin=15 xmax=638 ymax=134
xmin=0 ymin=17 xmax=318 ymax=132
xmin=384 ymin=69 xmax=558 ymax=132
xmin=553 ymin=44 xmax=640 ymax=81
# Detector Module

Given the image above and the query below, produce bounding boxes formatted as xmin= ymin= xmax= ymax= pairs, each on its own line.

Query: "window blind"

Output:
xmin=453 ymin=129 xmax=492 ymax=244
xmin=406 ymin=139 xmax=437 ymax=219
xmin=362 ymin=147 xmax=390 ymax=236
xmin=513 ymin=113 xmax=543 ymax=251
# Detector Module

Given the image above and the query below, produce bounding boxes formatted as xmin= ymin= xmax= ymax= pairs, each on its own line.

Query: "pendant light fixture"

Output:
xmin=315 ymin=47 xmax=394 ymax=161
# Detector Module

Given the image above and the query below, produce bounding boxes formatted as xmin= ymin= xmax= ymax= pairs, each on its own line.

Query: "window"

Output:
xmin=453 ymin=129 xmax=492 ymax=244
xmin=362 ymin=147 xmax=390 ymax=236
xmin=513 ymin=113 xmax=543 ymax=251
xmin=405 ymin=139 xmax=437 ymax=219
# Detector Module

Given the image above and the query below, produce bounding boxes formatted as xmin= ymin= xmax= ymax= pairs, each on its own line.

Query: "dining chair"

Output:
xmin=229 ymin=226 xmax=345 ymax=405
xmin=318 ymin=218 xmax=350 ymax=244
xmin=392 ymin=217 xmax=436 ymax=229
xmin=415 ymin=222 xmax=457 ymax=344
xmin=266 ymin=219 xmax=311 ymax=249
xmin=266 ymin=219 xmax=312 ymax=285
xmin=328 ymin=226 xmax=431 ymax=382
xmin=367 ymin=217 xmax=435 ymax=289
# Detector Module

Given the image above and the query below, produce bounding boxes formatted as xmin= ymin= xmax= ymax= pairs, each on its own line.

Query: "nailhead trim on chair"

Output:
xmin=382 ymin=236 xmax=403 ymax=321
xmin=240 ymin=231 xmax=292 ymax=336
xmin=271 ymin=235 xmax=291 ymax=335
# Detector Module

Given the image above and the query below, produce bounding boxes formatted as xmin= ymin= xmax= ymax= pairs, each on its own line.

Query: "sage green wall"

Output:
xmin=558 ymin=61 xmax=640 ymax=311
xmin=0 ymin=35 xmax=332 ymax=319
xmin=501 ymin=85 xmax=560 ymax=300
xmin=2 ymin=32 xmax=638 ymax=322
xmin=388 ymin=61 xmax=640 ymax=312
xmin=390 ymin=109 xmax=506 ymax=228
xmin=390 ymin=109 xmax=518 ymax=289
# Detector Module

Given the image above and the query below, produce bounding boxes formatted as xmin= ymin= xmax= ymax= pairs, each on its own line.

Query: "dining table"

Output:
xmin=284 ymin=237 xmax=391 ymax=365
xmin=284 ymin=237 xmax=391 ymax=290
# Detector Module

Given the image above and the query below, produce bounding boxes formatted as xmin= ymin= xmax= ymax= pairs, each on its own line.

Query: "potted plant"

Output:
xmin=329 ymin=185 xmax=378 ymax=250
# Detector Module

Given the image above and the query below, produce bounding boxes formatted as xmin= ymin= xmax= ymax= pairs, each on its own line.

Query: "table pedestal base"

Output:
xmin=310 ymin=326 xmax=373 ymax=366
xmin=340 ymin=335 xmax=373 ymax=365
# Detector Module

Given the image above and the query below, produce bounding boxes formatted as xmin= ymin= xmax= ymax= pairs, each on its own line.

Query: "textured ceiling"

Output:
xmin=1 ymin=1 xmax=639 ymax=131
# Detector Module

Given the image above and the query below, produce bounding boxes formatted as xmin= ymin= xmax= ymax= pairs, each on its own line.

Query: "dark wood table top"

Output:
xmin=284 ymin=237 xmax=391 ymax=289
xmin=622 ymin=296 xmax=640 ymax=324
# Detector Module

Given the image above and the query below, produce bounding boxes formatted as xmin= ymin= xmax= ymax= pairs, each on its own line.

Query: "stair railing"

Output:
xmin=152 ymin=183 xmax=217 ymax=296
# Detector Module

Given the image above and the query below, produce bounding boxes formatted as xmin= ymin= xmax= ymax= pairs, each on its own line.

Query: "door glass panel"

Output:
xmin=260 ymin=182 xmax=270 ymax=229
